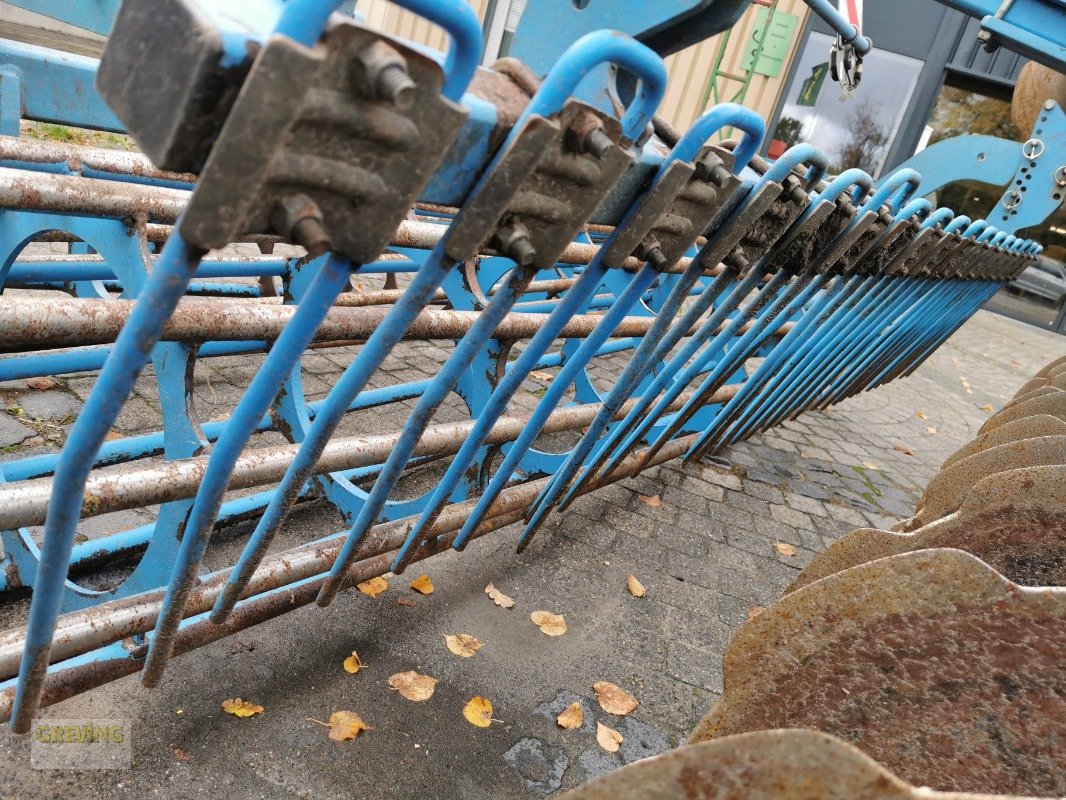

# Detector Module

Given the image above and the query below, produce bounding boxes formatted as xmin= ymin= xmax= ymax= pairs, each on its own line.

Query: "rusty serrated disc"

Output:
xmin=693 ymin=549 xmax=1066 ymax=796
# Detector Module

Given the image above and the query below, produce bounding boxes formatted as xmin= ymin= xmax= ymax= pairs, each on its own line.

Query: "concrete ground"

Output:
xmin=0 ymin=309 xmax=1063 ymax=799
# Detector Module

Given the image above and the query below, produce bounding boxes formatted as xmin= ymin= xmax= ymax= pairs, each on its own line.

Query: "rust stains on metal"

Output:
xmin=560 ymin=729 xmax=1043 ymax=800
xmin=693 ymin=550 xmax=1066 ymax=796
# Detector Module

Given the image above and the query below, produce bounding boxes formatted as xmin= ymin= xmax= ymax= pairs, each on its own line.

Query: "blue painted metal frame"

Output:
xmin=7 ymin=0 xmax=487 ymax=733
xmin=2 ymin=0 xmax=121 ymax=36
xmin=890 ymin=101 xmax=1066 ymax=234
xmin=0 ymin=0 xmax=1052 ymax=728
xmin=935 ymin=0 xmax=1066 ymax=71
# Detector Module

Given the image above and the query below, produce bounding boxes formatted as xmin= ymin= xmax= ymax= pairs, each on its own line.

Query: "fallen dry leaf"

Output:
xmin=445 ymin=634 xmax=482 ymax=658
xmin=979 ymin=403 xmax=994 ymax=412
xmin=626 ymin=574 xmax=646 ymax=598
xmin=531 ymin=610 xmax=567 ymax=636
xmin=596 ymin=722 xmax=623 ymax=753
xmin=556 ymin=702 xmax=584 ymax=730
xmin=388 ymin=670 xmax=437 ymax=702
xmin=409 ymin=574 xmax=434 ymax=595
xmin=861 ymin=461 xmax=879 ymax=471
xmin=961 ymin=378 xmax=973 ymax=394
xmin=747 ymin=604 xmax=766 ymax=621
xmin=397 ymin=597 xmax=417 ymax=607
xmin=221 ymin=698 xmax=263 ymax=718
xmin=463 ymin=696 xmax=494 ymax=728
xmin=173 ymin=748 xmax=190 ymax=762
xmin=485 ymin=583 xmax=515 ymax=609
xmin=915 ymin=410 xmax=928 ymax=420
xmin=357 ymin=576 xmax=388 ymax=597
xmin=343 ymin=651 xmax=364 ymax=674
xmin=593 ymin=681 xmax=638 ymax=715
xmin=773 ymin=541 xmax=797 ymax=557
xmin=638 ymin=494 xmax=662 ymax=508
xmin=926 ymin=426 xmax=938 ymax=435
xmin=530 ymin=371 xmax=554 ymax=381
xmin=893 ymin=443 xmax=917 ymax=457
xmin=324 ymin=710 xmax=371 ymax=742
xmin=26 ymin=377 xmax=59 ymax=390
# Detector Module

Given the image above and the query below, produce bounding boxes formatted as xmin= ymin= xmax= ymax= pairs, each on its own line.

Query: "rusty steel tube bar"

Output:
xmin=0 ymin=170 xmax=709 ymax=275
xmin=0 ymin=135 xmax=198 ymax=183
xmin=0 ymin=296 xmax=695 ymax=348
xmin=0 ymin=385 xmax=737 ymax=531
xmin=0 ymin=429 xmax=702 ymax=693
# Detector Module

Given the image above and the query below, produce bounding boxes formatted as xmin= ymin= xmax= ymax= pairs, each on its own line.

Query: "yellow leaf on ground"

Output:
xmin=221 ymin=698 xmax=263 ymax=718
xmin=463 ymin=696 xmax=494 ymax=728
xmin=638 ymin=494 xmax=662 ymax=508
xmin=926 ymin=426 xmax=938 ymax=435
xmin=26 ymin=377 xmax=59 ymax=390
xmin=893 ymin=443 xmax=917 ymax=457
xmin=531 ymin=610 xmax=567 ymax=636
xmin=773 ymin=541 xmax=797 ymax=557
xmin=409 ymin=574 xmax=434 ymax=595
xmin=357 ymin=575 xmax=388 ymax=597
xmin=596 ymin=722 xmax=623 ymax=753
xmin=556 ymin=702 xmax=584 ymax=730
xmin=326 ymin=711 xmax=370 ymax=742
xmin=979 ymin=403 xmax=994 ymax=412
xmin=915 ymin=410 xmax=928 ymax=420
xmin=388 ymin=670 xmax=437 ymax=702
xmin=861 ymin=461 xmax=879 ymax=471
xmin=342 ymin=651 xmax=364 ymax=674
xmin=485 ymin=583 xmax=515 ymax=609
xmin=445 ymin=634 xmax=482 ymax=658
xmin=626 ymin=575 xmax=646 ymax=598
xmin=530 ymin=371 xmax=554 ymax=381
xmin=747 ymin=605 xmax=766 ymax=621
xmin=592 ymin=681 xmax=638 ymax=715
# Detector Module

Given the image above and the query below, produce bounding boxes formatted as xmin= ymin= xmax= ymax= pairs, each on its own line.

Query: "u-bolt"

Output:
xmin=274 ymin=0 xmax=482 ymax=101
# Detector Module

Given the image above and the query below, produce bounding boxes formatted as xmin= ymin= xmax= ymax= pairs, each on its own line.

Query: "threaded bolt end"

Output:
xmin=376 ymin=64 xmax=416 ymax=109
xmin=583 ymin=128 xmax=613 ymax=160
xmin=506 ymin=234 xmax=536 ymax=267
xmin=645 ymin=246 xmax=669 ymax=270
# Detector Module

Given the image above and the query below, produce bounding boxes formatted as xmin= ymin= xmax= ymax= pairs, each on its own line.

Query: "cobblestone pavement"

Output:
xmin=1 ymin=309 xmax=1062 ymax=799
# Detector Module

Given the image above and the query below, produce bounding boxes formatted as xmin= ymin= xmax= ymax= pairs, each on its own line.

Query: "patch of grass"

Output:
xmin=850 ymin=464 xmax=883 ymax=498
xmin=21 ymin=121 xmax=138 ymax=152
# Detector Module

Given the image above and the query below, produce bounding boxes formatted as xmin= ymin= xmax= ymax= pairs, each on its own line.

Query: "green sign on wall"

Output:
xmin=740 ymin=8 xmax=800 ymax=78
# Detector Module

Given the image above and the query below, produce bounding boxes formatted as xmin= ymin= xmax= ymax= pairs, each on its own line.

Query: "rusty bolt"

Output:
xmin=375 ymin=63 xmax=416 ymax=109
xmin=644 ymin=246 xmax=669 ymax=270
xmin=272 ymin=194 xmax=331 ymax=258
xmin=976 ymin=28 xmax=999 ymax=53
xmin=725 ymin=247 xmax=750 ymax=272
xmin=494 ymin=224 xmax=536 ymax=267
xmin=694 ymin=159 xmax=731 ymax=189
xmin=353 ymin=41 xmax=416 ymax=109
xmin=636 ymin=238 xmax=669 ymax=270
xmin=582 ymin=127 xmax=614 ymax=160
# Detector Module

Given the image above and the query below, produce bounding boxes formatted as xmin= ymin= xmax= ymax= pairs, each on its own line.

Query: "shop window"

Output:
xmin=770 ymin=32 xmax=923 ymax=176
